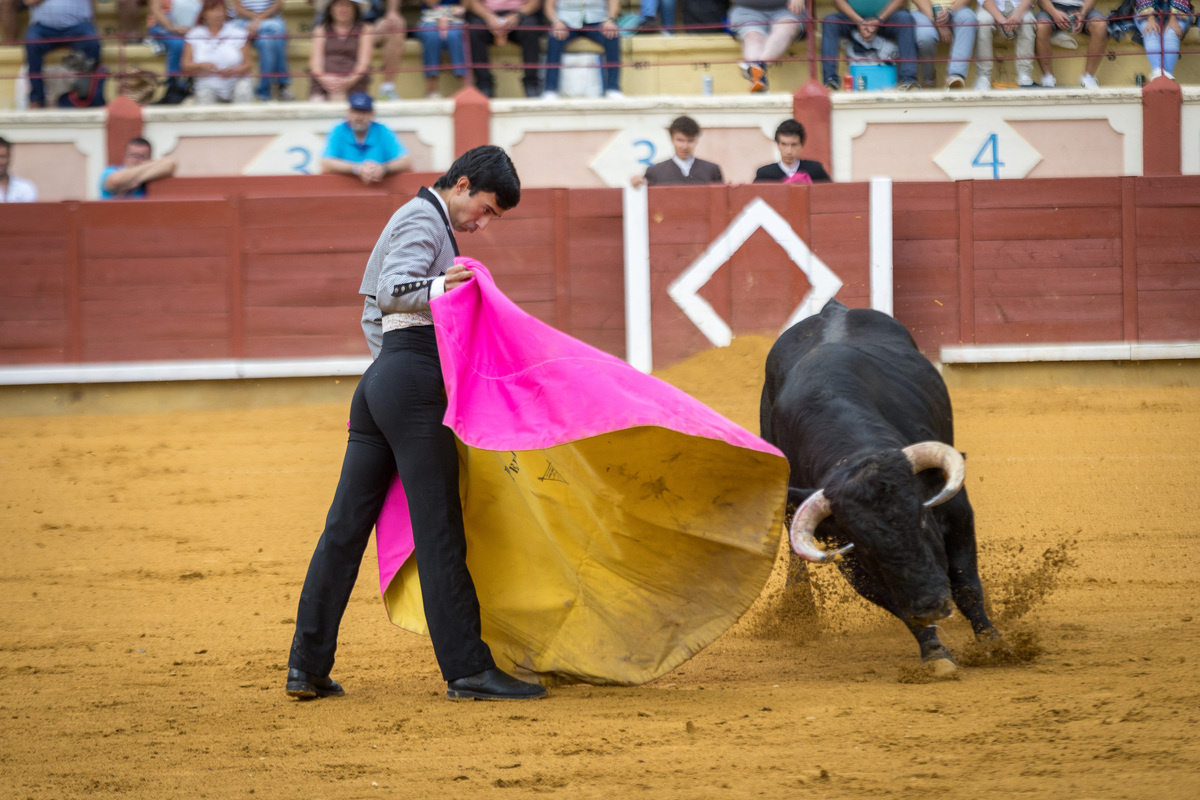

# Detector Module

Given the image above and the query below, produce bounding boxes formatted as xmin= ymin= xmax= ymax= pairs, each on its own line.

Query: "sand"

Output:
xmin=2 ymin=336 xmax=1198 ymax=799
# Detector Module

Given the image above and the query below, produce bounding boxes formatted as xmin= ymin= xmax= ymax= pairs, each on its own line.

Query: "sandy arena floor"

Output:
xmin=1 ymin=337 xmax=1198 ymax=799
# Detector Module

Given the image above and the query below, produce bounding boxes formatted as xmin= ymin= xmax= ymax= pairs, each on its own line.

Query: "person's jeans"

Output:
xmin=148 ymin=23 xmax=186 ymax=89
xmin=640 ymin=0 xmax=677 ymax=29
xmin=25 ymin=21 xmax=101 ymax=105
xmin=912 ymin=7 xmax=976 ymax=82
xmin=235 ymin=16 xmax=290 ymax=99
xmin=1138 ymin=15 xmax=1189 ymax=74
xmin=544 ymin=25 xmax=622 ymax=92
xmin=415 ymin=23 xmax=466 ymax=76
xmin=820 ymin=11 xmax=918 ymax=85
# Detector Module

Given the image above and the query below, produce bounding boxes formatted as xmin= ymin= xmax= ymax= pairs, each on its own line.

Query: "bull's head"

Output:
xmin=787 ymin=442 xmax=965 ymax=626
xmin=788 ymin=440 xmax=965 ymax=563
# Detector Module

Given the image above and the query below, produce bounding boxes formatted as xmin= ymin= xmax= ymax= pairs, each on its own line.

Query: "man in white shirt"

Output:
xmin=631 ymin=116 xmax=724 ymax=186
xmin=0 ymin=136 xmax=39 ymax=202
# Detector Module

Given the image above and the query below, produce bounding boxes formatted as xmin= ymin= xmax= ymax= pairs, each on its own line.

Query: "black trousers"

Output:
xmin=466 ymin=13 xmax=544 ymax=95
xmin=288 ymin=327 xmax=496 ymax=682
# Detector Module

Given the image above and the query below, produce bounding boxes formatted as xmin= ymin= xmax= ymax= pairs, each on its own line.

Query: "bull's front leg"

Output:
xmin=837 ymin=557 xmax=953 ymax=668
xmin=940 ymin=493 xmax=1011 ymax=656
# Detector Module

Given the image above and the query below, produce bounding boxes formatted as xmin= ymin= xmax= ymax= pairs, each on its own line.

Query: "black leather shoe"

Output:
xmin=285 ymin=668 xmax=345 ymax=699
xmin=446 ymin=668 xmax=546 ymax=701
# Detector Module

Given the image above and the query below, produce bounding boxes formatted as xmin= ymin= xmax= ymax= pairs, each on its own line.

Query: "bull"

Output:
xmin=760 ymin=299 xmax=1006 ymax=673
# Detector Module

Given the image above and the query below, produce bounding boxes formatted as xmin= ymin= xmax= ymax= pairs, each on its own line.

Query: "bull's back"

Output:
xmin=761 ymin=301 xmax=953 ymax=461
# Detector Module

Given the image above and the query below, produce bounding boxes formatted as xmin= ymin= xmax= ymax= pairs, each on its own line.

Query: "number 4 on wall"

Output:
xmin=972 ymin=133 xmax=1006 ymax=180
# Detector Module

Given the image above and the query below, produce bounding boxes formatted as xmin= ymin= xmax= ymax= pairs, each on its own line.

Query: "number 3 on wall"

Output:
xmin=288 ymin=146 xmax=313 ymax=175
xmin=972 ymin=133 xmax=1006 ymax=180
xmin=633 ymin=139 xmax=656 ymax=167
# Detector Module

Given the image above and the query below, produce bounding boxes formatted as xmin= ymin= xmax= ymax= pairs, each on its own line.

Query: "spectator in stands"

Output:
xmin=149 ymin=0 xmax=203 ymax=104
xmin=542 ymin=0 xmax=623 ymax=99
xmin=973 ymin=0 xmax=1036 ymax=89
xmin=637 ymin=0 xmax=676 ymax=33
xmin=415 ymin=0 xmax=467 ymax=98
xmin=754 ymin=119 xmax=831 ymax=183
xmin=322 ymin=92 xmax=413 ymax=183
xmin=184 ymin=0 xmax=255 ymax=103
xmin=1135 ymin=0 xmax=1192 ymax=81
xmin=22 ymin=0 xmax=102 ymax=109
xmin=115 ymin=0 xmax=149 ymax=41
xmin=682 ymin=0 xmax=730 ymax=34
xmin=730 ymin=0 xmax=805 ymax=93
xmin=1 ymin=0 xmax=27 ymax=44
xmin=1033 ymin=0 xmax=1107 ymax=88
xmin=100 ymin=136 xmax=177 ymax=199
xmin=309 ymin=0 xmax=373 ymax=102
xmin=231 ymin=0 xmax=296 ymax=100
xmin=0 ymin=136 xmax=39 ymax=202
xmin=367 ymin=0 xmax=407 ymax=100
xmin=631 ymin=116 xmax=724 ymax=186
xmin=910 ymin=0 xmax=975 ymax=88
xmin=463 ymin=0 xmax=545 ymax=98
xmin=821 ymin=0 xmax=921 ymax=91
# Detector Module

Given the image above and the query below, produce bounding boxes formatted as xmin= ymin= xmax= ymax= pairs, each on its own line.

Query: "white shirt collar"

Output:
xmin=779 ymin=160 xmax=799 ymax=177
xmin=429 ymin=187 xmax=451 ymax=220
xmin=672 ymin=155 xmax=695 ymax=178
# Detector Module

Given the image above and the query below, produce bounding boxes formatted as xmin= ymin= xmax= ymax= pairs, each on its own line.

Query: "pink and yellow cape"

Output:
xmin=376 ymin=259 xmax=788 ymax=685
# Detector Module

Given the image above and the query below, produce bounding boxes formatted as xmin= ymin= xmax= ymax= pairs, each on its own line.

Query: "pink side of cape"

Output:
xmin=376 ymin=259 xmax=782 ymax=595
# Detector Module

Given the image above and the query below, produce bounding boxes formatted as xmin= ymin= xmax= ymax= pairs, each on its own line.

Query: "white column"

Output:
xmin=623 ymin=183 xmax=653 ymax=373
xmin=869 ymin=176 xmax=894 ymax=316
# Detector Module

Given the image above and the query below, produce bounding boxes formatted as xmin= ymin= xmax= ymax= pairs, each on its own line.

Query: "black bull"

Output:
xmin=760 ymin=299 xmax=1006 ymax=669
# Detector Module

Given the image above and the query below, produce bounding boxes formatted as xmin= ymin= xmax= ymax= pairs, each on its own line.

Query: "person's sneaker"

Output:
xmin=523 ymin=84 xmax=540 ymax=98
xmin=1017 ymin=72 xmax=1034 ymax=87
xmin=739 ymin=61 xmax=767 ymax=92
xmin=973 ymin=75 xmax=991 ymax=91
xmin=945 ymin=74 xmax=965 ymax=89
xmin=1040 ymin=74 xmax=1057 ymax=88
xmin=604 ymin=89 xmax=625 ymax=99
xmin=541 ymin=90 xmax=559 ymax=100
xmin=824 ymin=79 xmax=840 ymax=91
xmin=1050 ymin=30 xmax=1078 ymax=49
xmin=1079 ymin=73 xmax=1099 ymax=89
xmin=378 ymin=83 xmax=399 ymax=101
xmin=897 ymin=82 xmax=921 ymax=91
xmin=427 ymin=89 xmax=442 ymax=99
xmin=1149 ymin=67 xmax=1164 ymax=80
xmin=277 ymin=85 xmax=297 ymax=102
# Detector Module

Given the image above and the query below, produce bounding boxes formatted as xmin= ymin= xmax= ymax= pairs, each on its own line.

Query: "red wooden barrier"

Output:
xmin=2 ymin=177 xmax=1198 ymax=371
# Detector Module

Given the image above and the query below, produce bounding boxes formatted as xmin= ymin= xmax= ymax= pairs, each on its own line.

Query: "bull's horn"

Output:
xmin=788 ymin=490 xmax=855 ymax=564
xmin=903 ymin=441 xmax=966 ymax=508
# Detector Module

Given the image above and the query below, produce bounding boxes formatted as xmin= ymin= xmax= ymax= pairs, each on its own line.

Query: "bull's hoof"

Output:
xmin=897 ymin=657 xmax=960 ymax=683
xmin=927 ymin=657 xmax=958 ymax=677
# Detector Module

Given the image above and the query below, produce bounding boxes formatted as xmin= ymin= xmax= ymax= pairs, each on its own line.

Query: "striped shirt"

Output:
xmin=359 ymin=188 xmax=459 ymax=358
xmin=30 ymin=0 xmax=94 ymax=28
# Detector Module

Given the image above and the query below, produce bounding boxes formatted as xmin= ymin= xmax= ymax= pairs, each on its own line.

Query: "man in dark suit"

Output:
xmin=287 ymin=146 xmax=547 ymax=703
xmin=633 ymin=116 xmax=725 ymax=187
xmin=754 ymin=119 xmax=832 ymax=184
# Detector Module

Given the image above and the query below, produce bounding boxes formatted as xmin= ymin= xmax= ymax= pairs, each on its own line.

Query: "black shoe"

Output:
xmin=523 ymin=84 xmax=541 ymax=98
xmin=446 ymin=668 xmax=546 ymax=701
xmin=824 ymin=79 xmax=840 ymax=92
xmin=285 ymin=668 xmax=345 ymax=699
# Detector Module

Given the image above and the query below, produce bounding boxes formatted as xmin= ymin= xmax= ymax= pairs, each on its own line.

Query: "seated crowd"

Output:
xmin=1 ymin=0 xmax=1193 ymax=108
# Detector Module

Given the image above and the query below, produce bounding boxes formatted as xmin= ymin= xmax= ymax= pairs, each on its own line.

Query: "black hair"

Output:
xmin=0 ymin=135 xmax=10 ymax=152
xmin=775 ymin=119 xmax=807 ymax=147
xmin=668 ymin=116 xmax=701 ymax=138
xmin=128 ymin=136 xmax=152 ymax=154
xmin=434 ymin=145 xmax=521 ymax=211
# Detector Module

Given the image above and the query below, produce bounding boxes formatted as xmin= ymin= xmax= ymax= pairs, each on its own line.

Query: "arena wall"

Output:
xmin=2 ymin=176 xmax=1197 ymax=373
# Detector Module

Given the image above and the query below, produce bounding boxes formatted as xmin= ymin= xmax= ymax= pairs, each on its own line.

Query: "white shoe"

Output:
xmin=1079 ymin=73 xmax=1099 ymax=89
xmin=1164 ymin=70 xmax=1175 ymax=81
xmin=973 ymin=76 xmax=991 ymax=91
xmin=1050 ymin=30 xmax=1078 ymax=49
xmin=541 ymin=90 xmax=559 ymax=100
xmin=604 ymin=89 xmax=625 ymax=99
xmin=1017 ymin=72 xmax=1034 ymax=87
xmin=1150 ymin=67 xmax=1164 ymax=80
xmin=378 ymin=83 xmax=399 ymax=101
xmin=1041 ymin=74 xmax=1057 ymax=88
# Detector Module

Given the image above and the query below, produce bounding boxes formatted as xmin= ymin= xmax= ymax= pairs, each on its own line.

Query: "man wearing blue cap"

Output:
xmin=322 ymin=92 xmax=413 ymax=184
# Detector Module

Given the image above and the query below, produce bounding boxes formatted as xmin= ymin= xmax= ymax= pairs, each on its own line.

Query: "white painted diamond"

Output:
xmin=667 ymin=198 xmax=843 ymax=347
xmin=933 ymin=117 xmax=1042 ymax=181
